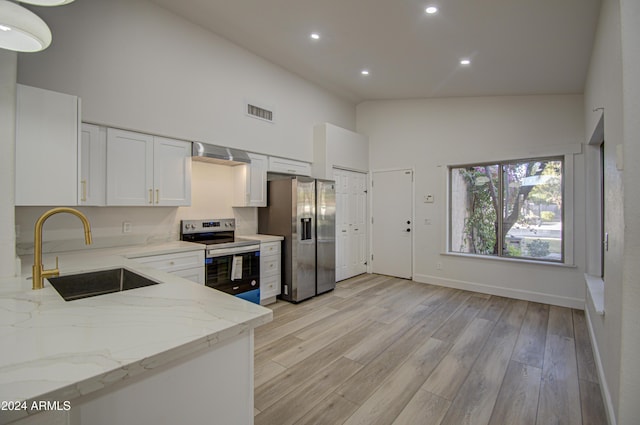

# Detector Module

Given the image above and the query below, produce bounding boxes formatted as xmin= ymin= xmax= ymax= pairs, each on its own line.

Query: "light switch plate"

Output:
xmin=424 ymin=194 xmax=434 ymax=203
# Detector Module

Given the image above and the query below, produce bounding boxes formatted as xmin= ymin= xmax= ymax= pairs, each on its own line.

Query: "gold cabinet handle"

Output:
xmin=148 ymin=189 xmax=153 ymax=204
xmin=155 ymin=189 xmax=159 ymax=204
xmin=81 ymin=180 xmax=87 ymax=202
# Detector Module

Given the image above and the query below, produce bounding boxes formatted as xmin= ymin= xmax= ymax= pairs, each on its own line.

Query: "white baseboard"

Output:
xmin=585 ymin=307 xmax=616 ymax=425
xmin=413 ymin=273 xmax=585 ymax=309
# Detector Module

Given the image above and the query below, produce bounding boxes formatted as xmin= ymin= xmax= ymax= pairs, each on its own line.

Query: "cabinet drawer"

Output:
xmin=131 ymin=250 xmax=204 ymax=273
xmin=261 ymin=274 xmax=280 ymax=299
xmin=261 ymin=241 xmax=281 ymax=256
xmin=261 ymin=256 xmax=281 ymax=276
xmin=171 ymin=267 xmax=205 ymax=285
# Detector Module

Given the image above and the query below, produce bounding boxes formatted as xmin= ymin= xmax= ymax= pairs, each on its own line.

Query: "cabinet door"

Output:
xmin=247 ymin=153 xmax=267 ymax=206
xmin=153 ymin=137 xmax=192 ymax=206
xmin=106 ymin=128 xmax=154 ymax=206
xmin=268 ymin=156 xmax=311 ymax=176
xmin=233 ymin=152 xmax=267 ymax=207
xmin=79 ymin=124 xmax=106 ymax=206
xmin=15 ymin=84 xmax=79 ymax=206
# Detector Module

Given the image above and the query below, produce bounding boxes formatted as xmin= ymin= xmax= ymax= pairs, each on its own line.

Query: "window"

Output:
xmin=449 ymin=157 xmax=564 ymax=263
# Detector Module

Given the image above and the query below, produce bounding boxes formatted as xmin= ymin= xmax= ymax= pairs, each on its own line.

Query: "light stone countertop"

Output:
xmin=0 ymin=242 xmax=273 ymax=424
xmin=237 ymin=234 xmax=285 ymax=243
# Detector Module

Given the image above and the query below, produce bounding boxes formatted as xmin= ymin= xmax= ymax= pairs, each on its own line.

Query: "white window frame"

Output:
xmin=443 ymin=148 xmax=576 ymax=267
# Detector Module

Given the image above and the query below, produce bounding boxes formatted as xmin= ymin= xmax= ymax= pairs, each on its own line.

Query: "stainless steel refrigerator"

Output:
xmin=258 ymin=176 xmax=335 ymax=303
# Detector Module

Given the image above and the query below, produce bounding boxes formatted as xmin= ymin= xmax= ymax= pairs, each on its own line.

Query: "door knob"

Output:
xmin=407 ymin=220 xmax=411 ymax=224
xmin=406 ymin=228 xmax=411 ymax=232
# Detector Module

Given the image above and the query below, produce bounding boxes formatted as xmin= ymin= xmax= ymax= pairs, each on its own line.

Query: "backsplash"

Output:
xmin=15 ymin=161 xmax=258 ymax=255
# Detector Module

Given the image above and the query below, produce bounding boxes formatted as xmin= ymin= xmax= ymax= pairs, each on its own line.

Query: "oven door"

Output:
xmin=205 ymin=245 xmax=260 ymax=300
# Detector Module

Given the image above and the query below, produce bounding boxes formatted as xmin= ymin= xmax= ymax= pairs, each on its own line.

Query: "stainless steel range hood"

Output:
xmin=192 ymin=142 xmax=251 ymax=166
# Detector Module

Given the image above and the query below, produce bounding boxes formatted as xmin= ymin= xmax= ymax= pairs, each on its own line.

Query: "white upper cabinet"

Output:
xmin=153 ymin=136 xmax=192 ymax=206
xmin=79 ymin=123 xmax=107 ymax=206
xmin=234 ymin=152 xmax=267 ymax=207
xmin=313 ymin=123 xmax=369 ymax=180
xmin=15 ymin=84 xmax=80 ymax=206
xmin=106 ymin=129 xmax=191 ymax=206
xmin=268 ymin=156 xmax=311 ymax=176
xmin=106 ymin=128 xmax=154 ymax=206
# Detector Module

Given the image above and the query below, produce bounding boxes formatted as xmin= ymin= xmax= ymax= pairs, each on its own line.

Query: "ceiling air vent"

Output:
xmin=246 ymin=102 xmax=274 ymax=123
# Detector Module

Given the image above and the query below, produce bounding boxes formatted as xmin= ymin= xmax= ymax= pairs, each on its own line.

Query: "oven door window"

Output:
xmin=206 ymin=251 xmax=260 ymax=293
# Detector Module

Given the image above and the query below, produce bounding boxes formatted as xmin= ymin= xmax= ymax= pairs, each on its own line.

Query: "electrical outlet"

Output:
xmin=436 ymin=261 xmax=443 ymax=270
xmin=424 ymin=194 xmax=434 ymax=203
xmin=122 ymin=222 xmax=132 ymax=233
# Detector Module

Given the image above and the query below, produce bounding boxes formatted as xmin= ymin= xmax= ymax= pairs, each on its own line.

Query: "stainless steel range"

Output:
xmin=180 ymin=218 xmax=260 ymax=304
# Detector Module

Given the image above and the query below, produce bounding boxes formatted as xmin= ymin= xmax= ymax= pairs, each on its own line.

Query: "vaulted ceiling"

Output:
xmin=149 ymin=0 xmax=601 ymax=102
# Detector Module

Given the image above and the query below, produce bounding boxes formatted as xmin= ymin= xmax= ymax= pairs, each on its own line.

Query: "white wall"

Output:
xmin=10 ymin=0 xmax=356 ymax=258
xmin=583 ymin=0 xmax=624 ymax=421
xmin=357 ymin=95 xmax=586 ymax=308
xmin=16 ymin=0 xmax=356 ymax=162
xmin=584 ymin=0 xmax=640 ymax=423
xmin=0 ymin=50 xmax=17 ymax=278
xmin=618 ymin=0 xmax=640 ymax=421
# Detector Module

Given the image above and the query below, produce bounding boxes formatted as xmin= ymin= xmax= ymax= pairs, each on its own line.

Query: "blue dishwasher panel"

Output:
xmin=236 ymin=288 xmax=260 ymax=304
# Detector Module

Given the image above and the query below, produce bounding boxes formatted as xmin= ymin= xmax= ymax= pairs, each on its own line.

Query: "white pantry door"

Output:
xmin=371 ymin=169 xmax=413 ymax=279
xmin=334 ymin=169 xmax=368 ymax=281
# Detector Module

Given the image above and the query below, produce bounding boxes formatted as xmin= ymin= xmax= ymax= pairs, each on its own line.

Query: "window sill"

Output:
xmin=443 ymin=252 xmax=576 ymax=268
xmin=584 ymin=274 xmax=605 ymax=316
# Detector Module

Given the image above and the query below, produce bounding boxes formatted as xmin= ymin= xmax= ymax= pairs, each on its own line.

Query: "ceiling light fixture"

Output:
xmin=425 ymin=6 xmax=438 ymax=14
xmin=361 ymin=70 xmax=370 ymax=75
xmin=0 ymin=0 xmax=52 ymax=52
xmin=310 ymin=32 xmax=320 ymax=40
xmin=460 ymin=59 xmax=471 ymax=65
xmin=17 ymin=0 xmax=74 ymax=5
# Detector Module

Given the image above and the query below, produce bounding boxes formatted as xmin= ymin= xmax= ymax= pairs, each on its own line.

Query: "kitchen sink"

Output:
xmin=48 ymin=268 xmax=159 ymax=301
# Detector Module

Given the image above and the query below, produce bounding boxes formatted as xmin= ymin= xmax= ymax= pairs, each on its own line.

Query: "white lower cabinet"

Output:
xmin=131 ymin=250 xmax=204 ymax=284
xmin=260 ymin=241 xmax=281 ymax=304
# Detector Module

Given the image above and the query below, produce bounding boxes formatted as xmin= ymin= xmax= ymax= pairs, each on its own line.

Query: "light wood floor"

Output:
xmin=254 ymin=274 xmax=608 ymax=425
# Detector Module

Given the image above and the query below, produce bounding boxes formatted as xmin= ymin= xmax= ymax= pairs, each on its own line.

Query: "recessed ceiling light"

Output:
xmin=361 ymin=70 xmax=370 ymax=75
xmin=460 ymin=59 xmax=471 ymax=65
xmin=425 ymin=6 xmax=438 ymax=14
xmin=310 ymin=33 xmax=320 ymax=40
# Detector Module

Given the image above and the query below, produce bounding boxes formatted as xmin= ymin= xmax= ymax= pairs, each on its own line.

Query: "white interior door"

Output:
xmin=371 ymin=169 xmax=413 ymax=279
xmin=334 ymin=169 xmax=368 ymax=281
xmin=349 ymin=172 xmax=368 ymax=277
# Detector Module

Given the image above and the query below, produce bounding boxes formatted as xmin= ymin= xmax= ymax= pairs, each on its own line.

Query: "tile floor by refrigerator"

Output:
xmin=254 ymin=274 xmax=607 ymax=425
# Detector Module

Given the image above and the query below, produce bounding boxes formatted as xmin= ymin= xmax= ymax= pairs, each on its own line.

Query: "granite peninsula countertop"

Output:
xmin=0 ymin=242 xmax=273 ymax=424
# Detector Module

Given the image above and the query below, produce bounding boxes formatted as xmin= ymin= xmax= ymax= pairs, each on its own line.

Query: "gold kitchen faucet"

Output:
xmin=32 ymin=207 xmax=92 ymax=290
